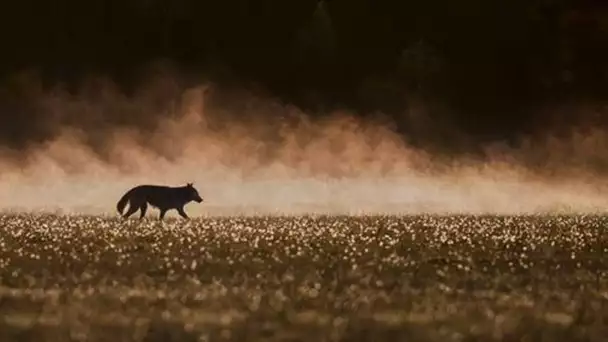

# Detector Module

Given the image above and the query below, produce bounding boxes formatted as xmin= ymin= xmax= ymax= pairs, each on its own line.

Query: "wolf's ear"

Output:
xmin=187 ymin=182 xmax=193 ymax=187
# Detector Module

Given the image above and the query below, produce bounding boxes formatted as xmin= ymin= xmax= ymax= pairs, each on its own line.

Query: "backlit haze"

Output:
xmin=1 ymin=72 xmax=608 ymax=217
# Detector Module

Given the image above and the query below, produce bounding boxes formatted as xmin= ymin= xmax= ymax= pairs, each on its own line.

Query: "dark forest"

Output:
xmin=1 ymin=0 xmax=608 ymax=154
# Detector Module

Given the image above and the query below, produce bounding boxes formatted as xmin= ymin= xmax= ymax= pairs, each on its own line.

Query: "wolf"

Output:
xmin=116 ymin=183 xmax=204 ymax=220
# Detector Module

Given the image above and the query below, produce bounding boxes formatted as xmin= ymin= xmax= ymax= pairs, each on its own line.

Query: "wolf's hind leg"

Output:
xmin=123 ymin=204 xmax=138 ymax=218
xmin=139 ymin=203 xmax=148 ymax=219
xmin=159 ymin=209 xmax=167 ymax=220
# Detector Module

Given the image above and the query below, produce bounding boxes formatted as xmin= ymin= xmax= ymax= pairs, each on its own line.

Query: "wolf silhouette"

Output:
xmin=116 ymin=183 xmax=203 ymax=220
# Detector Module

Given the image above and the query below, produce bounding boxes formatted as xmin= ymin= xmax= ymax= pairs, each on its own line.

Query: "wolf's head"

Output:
xmin=185 ymin=183 xmax=204 ymax=203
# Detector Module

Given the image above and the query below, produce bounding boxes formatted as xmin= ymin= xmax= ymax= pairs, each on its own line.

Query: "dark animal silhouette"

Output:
xmin=116 ymin=183 xmax=203 ymax=220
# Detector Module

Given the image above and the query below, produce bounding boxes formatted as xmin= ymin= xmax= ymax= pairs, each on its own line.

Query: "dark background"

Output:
xmin=1 ymin=0 xmax=608 ymax=154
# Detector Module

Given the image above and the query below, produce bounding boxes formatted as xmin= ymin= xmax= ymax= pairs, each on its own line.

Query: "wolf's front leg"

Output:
xmin=177 ymin=207 xmax=190 ymax=219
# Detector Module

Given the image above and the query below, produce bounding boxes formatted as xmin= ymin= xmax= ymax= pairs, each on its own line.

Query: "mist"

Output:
xmin=1 ymin=70 xmax=608 ymax=217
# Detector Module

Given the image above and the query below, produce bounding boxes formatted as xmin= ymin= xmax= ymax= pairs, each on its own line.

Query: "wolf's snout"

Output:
xmin=196 ymin=196 xmax=203 ymax=203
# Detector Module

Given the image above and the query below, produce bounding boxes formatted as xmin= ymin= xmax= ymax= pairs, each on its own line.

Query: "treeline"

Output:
xmin=1 ymin=0 xmax=608 ymax=144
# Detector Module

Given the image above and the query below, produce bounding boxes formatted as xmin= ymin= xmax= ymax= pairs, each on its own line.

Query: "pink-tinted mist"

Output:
xmin=1 ymin=72 xmax=607 ymax=217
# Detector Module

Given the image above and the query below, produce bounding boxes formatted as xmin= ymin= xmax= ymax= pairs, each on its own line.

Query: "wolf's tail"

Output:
xmin=116 ymin=190 xmax=132 ymax=215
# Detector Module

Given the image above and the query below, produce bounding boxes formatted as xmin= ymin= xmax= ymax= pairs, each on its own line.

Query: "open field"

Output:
xmin=0 ymin=213 xmax=606 ymax=342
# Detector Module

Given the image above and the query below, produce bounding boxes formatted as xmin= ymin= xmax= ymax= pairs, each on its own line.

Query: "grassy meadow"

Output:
xmin=0 ymin=214 xmax=606 ymax=341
